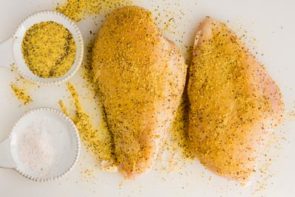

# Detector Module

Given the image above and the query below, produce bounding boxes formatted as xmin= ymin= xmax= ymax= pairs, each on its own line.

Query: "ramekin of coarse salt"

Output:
xmin=0 ymin=108 xmax=80 ymax=182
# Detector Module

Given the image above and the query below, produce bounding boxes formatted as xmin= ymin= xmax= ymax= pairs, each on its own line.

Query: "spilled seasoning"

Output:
xmin=59 ymin=83 xmax=116 ymax=170
xmin=55 ymin=0 xmax=118 ymax=168
xmin=22 ymin=21 xmax=76 ymax=78
xmin=56 ymin=0 xmax=132 ymax=22
xmin=152 ymin=1 xmax=187 ymax=59
xmin=10 ymin=84 xmax=32 ymax=105
xmin=81 ymin=168 xmax=96 ymax=180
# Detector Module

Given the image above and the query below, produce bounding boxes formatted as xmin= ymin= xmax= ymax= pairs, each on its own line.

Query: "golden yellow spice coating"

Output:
xmin=22 ymin=21 xmax=76 ymax=78
xmin=188 ymin=17 xmax=283 ymax=181
xmin=170 ymin=98 xmax=192 ymax=159
xmin=92 ymin=6 xmax=187 ymax=178
xmin=10 ymin=84 xmax=32 ymax=105
xmin=59 ymin=83 xmax=115 ymax=168
xmin=56 ymin=0 xmax=132 ymax=22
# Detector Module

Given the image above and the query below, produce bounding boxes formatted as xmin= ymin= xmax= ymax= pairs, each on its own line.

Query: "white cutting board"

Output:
xmin=0 ymin=0 xmax=294 ymax=196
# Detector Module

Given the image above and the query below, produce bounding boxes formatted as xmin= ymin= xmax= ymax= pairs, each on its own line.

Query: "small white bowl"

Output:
xmin=0 ymin=108 xmax=80 ymax=182
xmin=0 ymin=11 xmax=84 ymax=85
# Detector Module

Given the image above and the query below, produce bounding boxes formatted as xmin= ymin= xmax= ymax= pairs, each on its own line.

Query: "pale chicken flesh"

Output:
xmin=187 ymin=17 xmax=283 ymax=181
xmin=92 ymin=6 xmax=187 ymax=178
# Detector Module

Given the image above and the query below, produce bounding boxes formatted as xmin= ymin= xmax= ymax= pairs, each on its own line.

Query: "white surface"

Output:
xmin=0 ymin=0 xmax=294 ymax=196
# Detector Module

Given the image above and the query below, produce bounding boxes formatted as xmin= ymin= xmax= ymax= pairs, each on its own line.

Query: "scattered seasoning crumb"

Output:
xmin=56 ymin=0 xmax=133 ymax=22
xmin=152 ymin=1 xmax=187 ymax=58
xmin=81 ymin=168 xmax=95 ymax=180
xmin=59 ymin=83 xmax=116 ymax=170
xmin=163 ymin=17 xmax=175 ymax=31
xmin=10 ymin=84 xmax=32 ymax=105
xmin=10 ymin=64 xmax=17 ymax=72
xmin=59 ymin=100 xmax=69 ymax=116
xmin=252 ymin=129 xmax=283 ymax=195
xmin=22 ymin=21 xmax=76 ymax=78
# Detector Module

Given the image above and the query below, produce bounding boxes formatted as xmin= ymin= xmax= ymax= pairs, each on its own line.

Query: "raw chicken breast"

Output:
xmin=92 ymin=6 xmax=187 ymax=178
xmin=188 ymin=17 xmax=283 ymax=181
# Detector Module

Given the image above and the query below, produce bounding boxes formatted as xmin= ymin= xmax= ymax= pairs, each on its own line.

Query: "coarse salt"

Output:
xmin=17 ymin=121 xmax=56 ymax=176
xmin=10 ymin=110 xmax=76 ymax=179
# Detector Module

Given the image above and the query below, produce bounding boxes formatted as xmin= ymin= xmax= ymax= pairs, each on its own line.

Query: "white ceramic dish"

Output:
xmin=0 ymin=108 xmax=80 ymax=182
xmin=0 ymin=0 xmax=294 ymax=196
xmin=0 ymin=11 xmax=84 ymax=85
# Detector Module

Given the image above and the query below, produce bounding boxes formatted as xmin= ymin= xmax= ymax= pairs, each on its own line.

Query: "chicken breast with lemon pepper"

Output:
xmin=188 ymin=17 xmax=283 ymax=181
xmin=92 ymin=6 xmax=187 ymax=178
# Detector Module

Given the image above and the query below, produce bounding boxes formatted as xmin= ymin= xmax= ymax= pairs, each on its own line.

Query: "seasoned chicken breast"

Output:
xmin=188 ymin=17 xmax=283 ymax=181
xmin=92 ymin=6 xmax=187 ymax=178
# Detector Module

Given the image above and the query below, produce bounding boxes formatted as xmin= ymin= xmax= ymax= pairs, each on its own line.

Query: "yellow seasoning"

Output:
xmin=56 ymin=0 xmax=132 ymax=22
xmin=10 ymin=84 xmax=32 ymax=105
xmin=59 ymin=83 xmax=116 ymax=169
xmin=22 ymin=21 xmax=76 ymax=78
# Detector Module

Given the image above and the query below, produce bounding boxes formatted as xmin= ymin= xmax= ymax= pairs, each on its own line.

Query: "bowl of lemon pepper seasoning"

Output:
xmin=0 ymin=11 xmax=84 ymax=84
